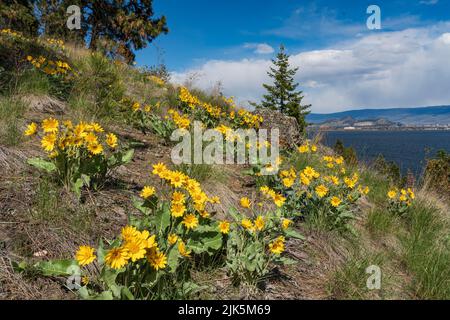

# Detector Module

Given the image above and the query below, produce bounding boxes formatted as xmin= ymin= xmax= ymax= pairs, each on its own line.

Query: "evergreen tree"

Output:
xmin=258 ymin=45 xmax=311 ymax=132
xmin=36 ymin=0 xmax=168 ymax=63
xmin=0 ymin=0 xmax=38 ymax=36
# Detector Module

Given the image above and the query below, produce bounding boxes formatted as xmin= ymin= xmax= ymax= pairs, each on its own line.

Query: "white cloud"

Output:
xmin=244 ymin=43 xmax=274 ymax=54
xmin=171 ymin=24 xmax=450 ymax=113
xmin=420 ymin=0 xmax=438 ymax=5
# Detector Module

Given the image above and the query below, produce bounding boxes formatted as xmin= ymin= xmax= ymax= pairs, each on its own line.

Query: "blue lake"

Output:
xmin=317 ymin=130 xmax=450 ymax=176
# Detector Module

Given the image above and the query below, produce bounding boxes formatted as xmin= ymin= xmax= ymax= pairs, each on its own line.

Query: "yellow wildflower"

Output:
xmin=140 ymin=186 xmax=155 ymax=199
xmin=75 ymin=245 xmax=96 ymax=266
xmin=219 ymin=220 xmax=230 ymax=234
xmin=269 ymin=236 xmax=285 ymax=255
xmin=240 ymin=197 xmax=251 ymax=208
xmin=182 ymin=214 xmax=198 ymax=230
xmin=24 ymin=122 xmax=38 ymax=136
xmin=105 ymin=247 xmax=129 ymax=269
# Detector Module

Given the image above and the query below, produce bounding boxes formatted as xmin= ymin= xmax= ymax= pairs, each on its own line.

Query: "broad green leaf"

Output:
xmin=72 ymin=178 xmax=84 ymax=198
xmin=228 ymin=207 xmax=241 ymax=222
xmin=284 ymin=228 xmax=305 ymax=240
xmin=167 ymin=245 xmax=180 ymax=273
xmin=131 ymin=196 xmax=150 ymax=215
xmin=27 ymin=158 xmax=56 ymax=172
xmin=121 ymin=287 xmax=134 ymax=300
xmin=34 ymin=259 xmax=79 ymax=276
xmin=121 ymin=149 xmax=134 ymax=164
xmin=276 ymin=257 xmax=297 ymax=265
xmin=154 ymin=202 xmax=171 ymax=234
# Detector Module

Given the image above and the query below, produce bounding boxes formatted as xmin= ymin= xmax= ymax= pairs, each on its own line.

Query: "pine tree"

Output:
xmin=36 ymin=0 xmax=168 ymax=63
xmin=258 ymin=45 xmax=311 ymax=132
xmin=0 ymin=0 xmax=38 ymax=36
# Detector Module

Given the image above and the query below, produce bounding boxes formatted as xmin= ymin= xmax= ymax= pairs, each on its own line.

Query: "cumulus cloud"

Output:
xmin=171 ymin=24 xmax=450 ymax=113
xmin=244 ymin=43 xmax=275 ymax=54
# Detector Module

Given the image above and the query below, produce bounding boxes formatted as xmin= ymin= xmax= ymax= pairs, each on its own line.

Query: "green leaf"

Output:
xmin=167 ymin=245 xmax=180 ymax=273
xmin=154 ymin=202 xmax=171 ymax=234
xmin=121 ymin=149 xmax=134 ymax=164
xmin=79 ymin=288 xmax=114 ymax=300
xmin=228 ymin=207 xmax=241 ymax=222
xmin=188 ymin=231 xmax=223 ymax=254
xmin=34 ymin=259 xmax=79 ymax=276
xmin=276 ymin=257 xmax=297 ymax=265
xmin=27 ymin=158 xmax=56 ymax=172
xmin=121 ymin=287 xmax=134 ymax=300
xmin=131 ymin=196 xmax=150 ymax=215
xmin=284 ymin=228 xmax=305 ymax=240
xmin=72 ymin=178 xmax=84 ymax=198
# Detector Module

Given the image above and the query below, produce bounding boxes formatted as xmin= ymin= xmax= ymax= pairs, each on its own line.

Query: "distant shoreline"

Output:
xmin=308 ymin=127 xmax=450 ymax=132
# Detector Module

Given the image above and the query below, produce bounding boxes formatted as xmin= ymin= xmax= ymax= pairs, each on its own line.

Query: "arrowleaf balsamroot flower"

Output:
xmin=315 ymin=184 xmax=329 ymax=198
xmin=387 ymin=190 xmax=397 ymax=199
xmin=182 ymin=214 xmax=198 ymax=230
xmin=106 ymin=133 xmax=118 ymax=148
xmin=87 ymin=142 xmax=103 ymax=155
xmin=282 ymin=219 xmax=293 ymax=230
xmin=105 ymin=247 xmax=129 ymax=269
xmin=123 ymin=239 xmax=147 ymax=262
xmin=41 ymin=118 xmax=59 ymax=133
xmin=269 ymin=236 xmax=285 ymax=255
xmin=240 ymin=197 xmax=251 ymax=208
xmin=171 ymin=191 xmax=185 ymax=204
xmin=219 ymin=220 xmax=230 ymax=234
xmin=41 ymin=133 xmax=57 ymax=152
xmin=75 ymin=245 xmax=96 ymax=266
xmin=121 ymin=225 xmax=138 ymax=242
xmin=24 ymin=122 xmax=38 ymax=136
xmin=330 ymin=196 xmax=342 ymax=207
xmin=178 ymin=241 xmax=192 ymax=257
xmin=241 ymin=218 xmax=254 ymax=231
xmin=140 ymin=186 xmax=155 ymax=199
xmin=168 ymin=233 xmax=178 ymax=245
xmin=146 ymin=248 xmax=167 ymax=270
xmin=254 ymin=216 xmax=265 ymax=231
xmin=171 ymin=203 xmax=186 ymax=217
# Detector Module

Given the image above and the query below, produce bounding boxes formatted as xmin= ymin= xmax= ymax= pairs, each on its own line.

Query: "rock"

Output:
xmin=21 ymin=95 xmax=66 ymax=115
xmin=253 ymin=109 xmax=302 ymax=148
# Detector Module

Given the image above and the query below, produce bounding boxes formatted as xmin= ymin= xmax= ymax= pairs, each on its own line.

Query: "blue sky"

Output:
xmin=135 ymin=0 xmax=450 ymax=112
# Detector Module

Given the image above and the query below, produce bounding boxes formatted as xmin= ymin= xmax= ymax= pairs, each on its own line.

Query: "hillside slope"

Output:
xmin=1 ymin=30 xmax=450 ymax=300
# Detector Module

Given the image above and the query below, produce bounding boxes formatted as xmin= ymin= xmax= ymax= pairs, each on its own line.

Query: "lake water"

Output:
xmin=317 ymin=130 xmax=450 ymax=176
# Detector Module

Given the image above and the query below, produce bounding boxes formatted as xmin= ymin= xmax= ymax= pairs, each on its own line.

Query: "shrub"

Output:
xmin=30 ymin=163 xmax=226 ymax=300
xmin=226 ymin=203 xmax=303 ymax=287
xmin=424 ymin=150 xmax=450 ymax=198
xmin=73 ymin=52 xmax=125 ymax=118
xmin=24 ymin=118 xmax=134 ymax=196
xmin=270 ymin=147 xmax=370 ymax=233
xmin=334 ymin=139 xmax=358 ymax=167
xmin=386 ymin=187 xmax=415 ymax=216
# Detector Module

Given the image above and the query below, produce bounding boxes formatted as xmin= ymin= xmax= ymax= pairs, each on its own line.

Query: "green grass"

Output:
xmin=360 ymin=169 xmax=391 ymax=206
xmin=16 ymin=69 xmax=51 ymax=96
xmin=328 ymin=247 xmax=389 ymax=299
xmin=30 ymin=177 xmax=95 ymax=234
xmin=174 ymin=163 xmax=227 ymax=183
xmin=400 ymin=200 xmax=450 ymax=299
xmin=366 ymin=208 xmax=398 ymax=237
xmin=0 ymin=96 xmax=26 ymax=146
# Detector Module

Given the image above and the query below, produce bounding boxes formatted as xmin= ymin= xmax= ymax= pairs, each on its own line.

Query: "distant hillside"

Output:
xmin=307 ymin=106 xmax=450 ymax=125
